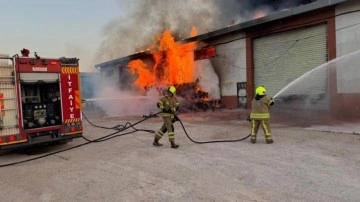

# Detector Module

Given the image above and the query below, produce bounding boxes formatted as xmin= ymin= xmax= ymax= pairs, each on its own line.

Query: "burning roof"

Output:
xmin=127 ymin=29 xmax=197 ymax=92
xmin=96 ymin=0 xmax=344 ymax=70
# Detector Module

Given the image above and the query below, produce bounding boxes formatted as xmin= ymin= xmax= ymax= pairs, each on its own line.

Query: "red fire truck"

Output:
xmin=0 ymin=52 xmax=83 ymax=150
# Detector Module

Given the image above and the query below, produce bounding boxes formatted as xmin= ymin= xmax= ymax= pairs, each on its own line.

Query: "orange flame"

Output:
xmin=128 ymin=59 xmax=156 ymax=90
xmin=127 ymin=28 xmax=198 ymax=91
xmin=252 ymin=9 xmax=267 ymax=19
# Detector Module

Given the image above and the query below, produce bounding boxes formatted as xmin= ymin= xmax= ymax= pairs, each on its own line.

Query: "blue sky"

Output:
xmin=0 ymin=0 xmax=122 ymax=72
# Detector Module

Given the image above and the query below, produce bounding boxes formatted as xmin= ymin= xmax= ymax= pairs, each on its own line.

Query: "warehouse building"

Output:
xmin=95 ymin=0 xmax=360 ymax=119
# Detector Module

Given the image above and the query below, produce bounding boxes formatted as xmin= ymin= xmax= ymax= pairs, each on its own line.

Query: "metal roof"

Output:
xmin=95 ymin=0 xmax=350 ymax=69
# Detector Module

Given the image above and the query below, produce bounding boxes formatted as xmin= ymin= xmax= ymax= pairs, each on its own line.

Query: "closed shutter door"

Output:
xmin=254 ymin=23 xmax=328 ymax=110
xmin=0 ymin=65 xmax=20 ymax=136
xmin=19 ymin=73 xmax=59 ymax=82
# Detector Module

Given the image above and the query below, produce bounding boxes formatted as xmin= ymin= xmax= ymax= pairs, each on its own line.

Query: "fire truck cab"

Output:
xmin=0 ymin=53 xmax=83 ymax=150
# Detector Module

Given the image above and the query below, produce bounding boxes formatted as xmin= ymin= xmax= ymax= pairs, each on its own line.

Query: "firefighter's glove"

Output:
xmin=269 ymin=98 xmax=275 ymax=106
xmin=174 ymin=115 xmax=180 ymax=122
xmin=162 ymin=108 xmax=171 ymax=113
xmin=171 ymin=116 xmax=179 ymax=123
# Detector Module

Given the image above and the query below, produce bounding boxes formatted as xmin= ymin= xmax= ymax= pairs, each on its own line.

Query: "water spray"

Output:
xmin=272 ymin=61 xmax=329 ymax=100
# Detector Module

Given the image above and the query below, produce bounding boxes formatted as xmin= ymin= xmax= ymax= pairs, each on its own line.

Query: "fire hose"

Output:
xmin=0 ymin=112 xmax=160 ymax=167
xmin=0 ymin=111 xmax=250 ymax=167
xmin=174 ymin=114 xmax=251 ymax=144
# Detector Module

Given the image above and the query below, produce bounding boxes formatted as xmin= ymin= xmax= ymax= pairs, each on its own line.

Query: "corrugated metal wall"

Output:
xmin=253 ymin=23 xmax=329 ymax=110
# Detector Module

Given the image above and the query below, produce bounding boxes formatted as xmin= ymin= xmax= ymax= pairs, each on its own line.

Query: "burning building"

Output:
xmin=94 ymin=29 xmax=221 ymax=113
xmin=95 ymin=0 xmax=360 ymax=119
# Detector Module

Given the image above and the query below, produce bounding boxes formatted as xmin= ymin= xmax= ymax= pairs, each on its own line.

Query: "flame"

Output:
xmin=128 ymin=59 xmax=156 ymax=90
xmin=190 ymin=26 xmax=198 ymax=37
xmin=127 ymin=28 xmax=198 ymax=91
xmin=252 ymin=9 xmax=267 ymax=19
xmin=202 ymin=97 xmax=211 ymax=102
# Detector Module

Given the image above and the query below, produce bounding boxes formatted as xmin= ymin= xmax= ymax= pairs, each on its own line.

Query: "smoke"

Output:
xmin=219 ymin=0 xmax=318 ymax=24
xmin=96 ymin=0 xmax=318 ymax=63
xmin=65 ymin=43 xmax=96 ymax=72
xmin=91 ymin=0 xmax=318 ymax=116
xmin=270 ymin=49 xmax=360 ymax=122
xmin=96 ymin=0 xmax=221 ymax=63
xmin=233 ymin=0 xmax=317 ymax=11
xmin=194 ymin=59 xmax=220 ymax=100
xmin=89 ymin=85 xmax=159 ymax=117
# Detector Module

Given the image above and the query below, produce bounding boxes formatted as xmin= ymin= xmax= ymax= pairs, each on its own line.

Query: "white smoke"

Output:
xmin=64 ymin=43 xmax=97 ymax=72
xmin=194 ymin=59 xmax=220 ymax=99
xmin=95 ymin=0 xmax=222 ymax=63
xmin=95 ymin=0 xmax=317 ymax=63
xmin=90 ymin=0 xmax=317 ymax=117
xmin=90 ymin=85 xmax=159 ymax=117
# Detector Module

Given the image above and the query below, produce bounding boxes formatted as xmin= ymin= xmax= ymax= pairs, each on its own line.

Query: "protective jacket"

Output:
xmin=158 ymin=95 xmax=179 ymax=118
xmin=250 ymin=95 xmax=274 ymax=120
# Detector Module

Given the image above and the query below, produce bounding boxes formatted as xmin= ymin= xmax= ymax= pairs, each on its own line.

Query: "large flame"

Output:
xmin=127 ymin=59 xmax=156 ymax=88
xmin=127 ymin=28 xmax=198 ymax=91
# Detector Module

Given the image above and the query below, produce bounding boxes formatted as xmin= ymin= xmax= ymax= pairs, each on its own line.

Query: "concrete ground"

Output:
xmin=1 ymin=109 xmax=360 ymax=202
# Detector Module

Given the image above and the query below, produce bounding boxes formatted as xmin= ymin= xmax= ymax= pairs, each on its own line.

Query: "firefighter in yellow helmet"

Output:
xmin=153 ymin=86 xmax=180 ymax=149
xmin=250 ymin=86 xmax=275 ymax=144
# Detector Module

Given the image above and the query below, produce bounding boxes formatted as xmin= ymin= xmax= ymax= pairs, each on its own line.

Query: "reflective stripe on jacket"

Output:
xmin=158 ymin=95 xmax=179 ymax=117
xmin=250 ymin=96 xmax=274 ymax=120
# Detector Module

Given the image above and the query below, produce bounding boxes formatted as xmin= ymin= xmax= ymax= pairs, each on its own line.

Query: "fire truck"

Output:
xmin=0 ymin=51 xmax=83 ymax=150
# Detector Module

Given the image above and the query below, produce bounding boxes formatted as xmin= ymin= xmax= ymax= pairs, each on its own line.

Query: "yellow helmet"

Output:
xmin=168 ymin=86 xmax=176 ymax=94
xmin=255 ymin=86 xmax=266 ymax=96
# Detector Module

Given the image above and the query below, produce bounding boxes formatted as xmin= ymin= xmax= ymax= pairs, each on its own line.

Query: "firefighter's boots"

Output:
xmin=153 ymin=137 xmax=162 ymax=146
xmin=266 ymin=139 xmax=273 ymax=144
xmin=170 ymin=139 xmax=179 ymax=149
xmin=171 ymin=144 xmax=179 ymax=149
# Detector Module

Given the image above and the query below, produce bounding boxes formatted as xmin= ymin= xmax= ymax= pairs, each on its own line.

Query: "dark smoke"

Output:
xmin=96 ymin=0 xmax=221 ymax=63
xmin=95 ymin=0 xmax=318 ymax=65
xmin=92 ymin=0 xmax=319 ymax=117
xmin=241 ymin=0 xmax=317 ymax=10
xmin=215 ymin=0 xmax=318 ymax=25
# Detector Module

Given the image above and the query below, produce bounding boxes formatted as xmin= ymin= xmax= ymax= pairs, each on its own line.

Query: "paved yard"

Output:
xmin=1 ymin=109 xmax=359 ymax=202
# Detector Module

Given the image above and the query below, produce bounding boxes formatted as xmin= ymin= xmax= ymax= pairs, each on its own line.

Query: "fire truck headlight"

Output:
xmin=37 ymin=117 xmax=46 ymax=126
xmin=28 ymin=122 xmax=34 ymax=128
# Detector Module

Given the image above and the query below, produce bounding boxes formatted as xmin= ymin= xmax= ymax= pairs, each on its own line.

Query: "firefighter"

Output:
xmin=153 ymin=86 xmax=180 ymax=149
xmin=250 ymin=86 xmax=275 ymax=144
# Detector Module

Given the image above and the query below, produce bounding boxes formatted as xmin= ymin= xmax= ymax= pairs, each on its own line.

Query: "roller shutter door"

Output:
xmin=19 ymin=73 xmax=59 ymax=82
xmin=254 ymin=24 xmax=328 ymax=110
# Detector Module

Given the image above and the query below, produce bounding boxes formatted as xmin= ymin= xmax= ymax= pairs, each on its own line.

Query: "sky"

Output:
xmin=0 ymin=0 xmax=123 ymax=72
xmin=0 ymin=0 xmax=316 ymax=72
